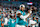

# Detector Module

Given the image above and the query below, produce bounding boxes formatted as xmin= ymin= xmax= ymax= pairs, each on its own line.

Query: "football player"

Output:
xmin=29 ymin=17 xmax=37 ymax=27
xmin=8 ymin=15 xmax=16 ymax=27
xmin=16 ymin=4 xmax=32 ymax=27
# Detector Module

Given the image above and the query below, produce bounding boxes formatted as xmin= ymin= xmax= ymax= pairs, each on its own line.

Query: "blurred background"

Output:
xmin=0 ymin=0 xmax=40 ymax=27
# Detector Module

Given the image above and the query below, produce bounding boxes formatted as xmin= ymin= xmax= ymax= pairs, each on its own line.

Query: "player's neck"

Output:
xmin=21 ymin=10 xmax=24 ymax=12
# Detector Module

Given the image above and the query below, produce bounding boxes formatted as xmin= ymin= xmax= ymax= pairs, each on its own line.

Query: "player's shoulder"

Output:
xmin=17 ymin=10 xmax=21 ymax=12
xmin=9 ymin=18 xmax=11 ymax=20
xmin=16 ymin=10 xmax=21 ymax=14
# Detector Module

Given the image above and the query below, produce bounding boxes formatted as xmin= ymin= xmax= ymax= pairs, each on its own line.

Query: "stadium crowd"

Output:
xmin=0 ymin=3 xmax=40 ymax=27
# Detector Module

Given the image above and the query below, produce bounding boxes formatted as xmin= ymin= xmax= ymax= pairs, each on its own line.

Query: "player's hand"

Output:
xmin=28 ymin=10 xmax=30 ymax=13
xmin=17 ymin=13 xmax=22 ymax=18
xmin=28 ymin=9 xmax=32 ymax=13
xmin=17 ymin=13 xmax=22 ymax=16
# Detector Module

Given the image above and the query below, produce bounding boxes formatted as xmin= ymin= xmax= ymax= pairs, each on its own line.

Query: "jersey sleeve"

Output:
xmin=20 ymin=10 xmax=32 ymax=19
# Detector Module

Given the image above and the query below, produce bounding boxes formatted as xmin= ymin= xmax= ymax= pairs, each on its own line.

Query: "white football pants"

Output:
xmin=16 ymin=24 xmax=25 ymax=27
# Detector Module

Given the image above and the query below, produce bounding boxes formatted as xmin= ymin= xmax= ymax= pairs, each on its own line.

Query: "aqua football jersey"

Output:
xmin=16 ymin=10 xmax=26 ymax=26
xmin=8 ymin=18 xmax=16 ymax=27
xmin=0 ymin=21 xmax=1 ymax=27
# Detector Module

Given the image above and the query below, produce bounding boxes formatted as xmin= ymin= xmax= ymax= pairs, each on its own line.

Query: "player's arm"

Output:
xmin=20 ymin=9 xmax=32 ymax=19
xmin=16 ymin=11 xmax=22 ymax=23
